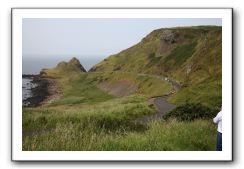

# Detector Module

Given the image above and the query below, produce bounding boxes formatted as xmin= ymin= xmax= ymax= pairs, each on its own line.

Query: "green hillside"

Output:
xmin=90 ymin=26 xmax=222 ymax=108
xmin=23 ymin=26 xmax=221 ymax=151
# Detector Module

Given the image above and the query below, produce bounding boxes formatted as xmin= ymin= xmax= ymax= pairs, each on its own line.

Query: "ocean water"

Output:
xmin=22 ymin=55 xmax=107 ymax=74
xmin=22 ymin=78 xmax=38 ymax=105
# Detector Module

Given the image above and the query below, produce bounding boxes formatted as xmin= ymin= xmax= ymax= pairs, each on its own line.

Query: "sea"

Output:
xmin=22 ymin=77 xmax=38 ymax=105
xmin=22 ymin=55 xmax=106 ymax=104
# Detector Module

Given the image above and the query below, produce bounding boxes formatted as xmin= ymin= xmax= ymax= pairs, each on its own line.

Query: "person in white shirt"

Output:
xmin=213 ymin=108 xmax=222 ymax=151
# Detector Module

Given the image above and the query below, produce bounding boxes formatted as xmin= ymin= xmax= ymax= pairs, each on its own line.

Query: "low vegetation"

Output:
xmin=163 ymin=103 xmax=218 ymax=121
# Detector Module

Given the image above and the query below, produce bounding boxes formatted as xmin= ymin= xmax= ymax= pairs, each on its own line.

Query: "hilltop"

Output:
xmin=90 ymin=26 xmax=222 ymax=107
xmin=90 ymin=26 xmax=221 ymax=79
xmin=40 ymin=57 xmax=86 ymax=78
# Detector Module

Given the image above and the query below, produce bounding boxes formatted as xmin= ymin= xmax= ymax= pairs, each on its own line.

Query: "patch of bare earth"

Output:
xmin=98 ymin=80 xmax=138 ymax=96
xmin=40 ymin=79 xmax=62 ymax=105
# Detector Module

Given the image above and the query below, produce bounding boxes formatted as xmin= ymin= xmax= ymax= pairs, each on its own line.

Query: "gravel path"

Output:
xmin=134 ymin=74 xmax=180 ymax=124
xmin=135 ymin=96 xmax=176 ymax=124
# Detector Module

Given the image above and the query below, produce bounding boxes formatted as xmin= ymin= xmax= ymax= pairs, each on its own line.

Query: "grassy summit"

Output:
xmin=90 ymin=26 xmax=222 ymax=108
xmin=40 ymin=57 xmax=86 ymax=78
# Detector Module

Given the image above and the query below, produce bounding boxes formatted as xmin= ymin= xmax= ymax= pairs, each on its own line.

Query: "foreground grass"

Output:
xmin=23 ymin=95 xmax=155 ymax=131
xmin=23 ymin=92 xmax=216 ymax=151
xmin=23 ymin=118 xmax=216 ymax=151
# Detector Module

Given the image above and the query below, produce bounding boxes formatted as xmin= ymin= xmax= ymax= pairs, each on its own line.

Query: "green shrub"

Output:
xmin=163 ymin=103 xmax=218 ymax=121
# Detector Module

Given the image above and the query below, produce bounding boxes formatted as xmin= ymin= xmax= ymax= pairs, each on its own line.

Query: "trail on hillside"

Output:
xmin=135 ymin=96 xmax=176 ymax=124
xmin=135 ymin=73 xmax=181 ymax=124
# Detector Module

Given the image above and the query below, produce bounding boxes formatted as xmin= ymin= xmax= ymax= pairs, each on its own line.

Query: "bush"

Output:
xmin=163 ymin=103 xmax=218 ymax=121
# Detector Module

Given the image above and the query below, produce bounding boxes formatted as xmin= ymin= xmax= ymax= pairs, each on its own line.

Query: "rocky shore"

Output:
xmin=23 ymin=75 xmax=50 ymax=107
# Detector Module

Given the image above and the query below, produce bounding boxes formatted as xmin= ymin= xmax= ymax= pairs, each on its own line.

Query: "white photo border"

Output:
xmin=11 ymin=8 xmax=233 ymax=161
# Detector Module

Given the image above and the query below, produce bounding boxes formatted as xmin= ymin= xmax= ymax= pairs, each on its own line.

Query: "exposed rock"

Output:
xmin=23 ymin=76 xmax=49 ymax=107
xmin=160 ymin=30 xmax=179 ymax=44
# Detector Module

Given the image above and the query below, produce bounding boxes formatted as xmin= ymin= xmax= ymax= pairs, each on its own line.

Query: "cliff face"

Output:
xmin=40 ymin=57 xmax=86 ymax=78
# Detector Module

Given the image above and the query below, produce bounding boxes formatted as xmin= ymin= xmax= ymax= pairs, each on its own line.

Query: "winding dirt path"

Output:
xmin=135 ymin=96 xmax=176 ymax=123
xmin=135 ymin=74 xmax=181 ymax=124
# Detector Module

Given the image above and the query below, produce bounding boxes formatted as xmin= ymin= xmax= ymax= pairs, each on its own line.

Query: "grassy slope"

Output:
xmin=23 ymin=70 xmax=216 ymax=151
xmin=88 ymin=72 xmax=172 ymax=97
xmin=22 ymin=26 xmax=220 ymax=151
xmin=91 ymin=26 xmax=222 ymax=108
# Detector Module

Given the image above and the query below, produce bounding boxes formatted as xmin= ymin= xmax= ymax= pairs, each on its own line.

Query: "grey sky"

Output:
xmin=22 ymin=18 xmax=221 ymax=58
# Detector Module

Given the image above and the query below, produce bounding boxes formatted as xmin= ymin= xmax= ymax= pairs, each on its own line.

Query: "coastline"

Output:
xmin=23 ymin=75 xmax=61 ymax=107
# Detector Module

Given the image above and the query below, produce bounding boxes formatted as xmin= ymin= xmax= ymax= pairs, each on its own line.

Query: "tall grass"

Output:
xmin=23 ymin=95 xmax=156 ymax=148
xmin=23 ymin=93 xmax=217 ymax=151
xmin=23 ymin=119 xmax=216 ymax=151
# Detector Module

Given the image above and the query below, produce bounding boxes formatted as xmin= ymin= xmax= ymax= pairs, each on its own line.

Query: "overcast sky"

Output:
xmin=23 ymin=18 xmax=221 ymax=57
